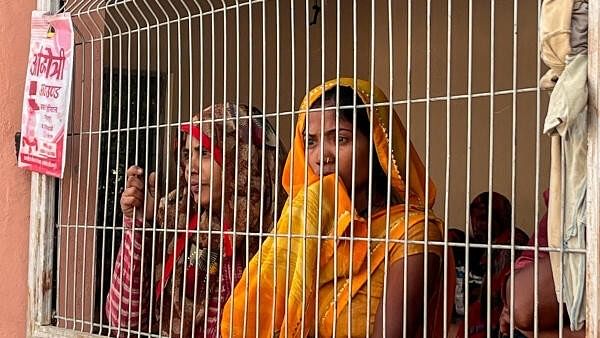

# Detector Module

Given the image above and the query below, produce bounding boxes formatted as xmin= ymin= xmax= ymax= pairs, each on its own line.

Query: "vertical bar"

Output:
xmin=533 ymin=0 xmax=543 ymax=335
xmin=188 ymin=0 xmax=210 ymax=336
xmin=230 ymin=1 xmax=242 ymax=336
xmin=272 ymin=0 xmax=284 ymax=335
xmin=283 ymin=0 xmax=298 ymax=335
xmin=509 ymin=0 xmax=519 ymax=336
xmin=175 ymin=2 xmax=194 ymax=336
xmin=443 ymin=0 xmax=453 ymax=336
xmin=167 ymin=1 xmax=183 ymax=335
xmin=587 ymin=0 xmax=600 ymax=336
xmin=312 ymin=0 xmax=326 ymax=335
xmin=143 ymin=0 xmax=162 ymax=333
xmin=188 ymin=2 xmax=204 ymax=337
xmin=216 ymin=1 xmax=229 ymax=335
xmin=559 ymin=138 xmax=566 ymax=338
xmin=255 ymin=0 xmax=269 ymax=335
xmin=77 ymin=10 xmax=97 ymax=332
xmin=99 ymin=4 xmax=119 ymax=334
xmin=58 ymin=11 xmax=76 ymax=329
xmin=112 ymin=5 xmax=135 ymax=335
xmin=82 ymin=3 xmax=106 ymax=332
xmin=486 ymin=1 xmax=495 ymax=337
xmin=156 ymin=0 xmax=172 ymax=334
xmin=123 ymin=4 xmax=144 ymax=335
xmin=381 ymin=0 xmax=395 ymax=336
xmin=348 ymin=0 xmax=359 ymax=336
xmin=202 ymin=1 xmax=217 ymax=334
xmin=71 ymin=24 xmax=87 ymax=331
xmin=301 ymin=0 xmax=311 ymax=336
xmin=423 ymin=0 xmax=432 ymax=333
xmin=242 ymin=2 xmax=255 ymax=336
xmin=365 ymin=0 xmax=376 ymax=335
xmin=463 ymin=0 xmax=474 ymax=335
xmin=402 ymin=0 xmax=412 ymax=337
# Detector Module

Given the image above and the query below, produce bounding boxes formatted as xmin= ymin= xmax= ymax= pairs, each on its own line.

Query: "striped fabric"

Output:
xmin=105 ymin=216 xmax=244 ymax=338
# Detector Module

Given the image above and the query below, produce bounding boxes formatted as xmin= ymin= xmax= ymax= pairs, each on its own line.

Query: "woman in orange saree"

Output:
xmin=222 ymin=78 xmax=454 ymax=337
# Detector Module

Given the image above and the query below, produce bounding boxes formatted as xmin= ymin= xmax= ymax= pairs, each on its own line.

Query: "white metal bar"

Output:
xmin=166 ymin=1 xmax=184 ymax=335
xmin=215 ymin=0 xmax=229 ymax=334
xmin=81 ymin=1 xmax=107 ymax=332
xmin=510 ymin=0 xmax=519 ymax=337
xmin=348 ymin=1 xmax=359 ymax=337
xmin=242 ymin=2 xmax=255 ymax=336
xmin=67 ymin=86 xmax=543 ymax=137
xmin=254 ymin=0 xmax=268 ymax=335
xmin=75 ymin=11 xmax=97 ymax=332
xmin=442 ymin=0 xmax=453 ymax=336
xmin=201 ymin=1 xmax=217 ymax=335
xmin=300 ymin=0 xmax=311 ymax=336
xmin=229 ymin=0 xmax=242 ymax=335
xmin=104 ymin=5 xmax=128 ymax=335
xmin=283 ymin=0 xmax=298 ymax=335
xmin=463 ymin=0 xmax=474 ymax=335
xmin=381 ymin=0 xmax=395 ymax=335
xmin=423 ymin=0 xmax=432 ymax=333
xmin=155 ymin=0 xmax=172 ymax=334
xmin=98 ymin=5 xmax=119 ymax=335
xmin=402 ymin=0 xmax=412 ymax=336
xmin=111 ymin=4 xmax=136 ymax=335
xmin=272 ymin=0 xmax=282 ymax=334
xmin=533 ymin=0 xmax=543 ymax=336
xmin=366 ymin=0 xmax=376 ymax=335
xmin=486 ymin=1 xmax=496 ymax=337
xmin=188 ymin=1 xmax=205 ymax=337
xmin=175 ymin=0 xmax=194 ymax=335
xmin=130 ymin=1 xmax=156 ymax=336
xmin=332 ymin=1 xmax=341 ymax=336
xmin=71 ymin=29 xmax=87 ymax=330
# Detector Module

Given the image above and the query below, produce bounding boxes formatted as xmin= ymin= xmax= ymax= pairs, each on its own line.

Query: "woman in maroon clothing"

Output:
xmin=499 ymin=190 xmax=585 ymax=337
xmin=105 ymin=103 xmax=285 ymax=338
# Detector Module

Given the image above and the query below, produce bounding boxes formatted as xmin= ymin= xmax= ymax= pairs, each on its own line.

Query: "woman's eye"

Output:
xmin=306 ymin=137 xmax=316 ymax=148
xmin=338 ymin=136 xmax=349 ymax=144
xmin=202 ymin=149 xmax=210 ymax=157
xmin=182 ymin=150 xmax=190 ymax=160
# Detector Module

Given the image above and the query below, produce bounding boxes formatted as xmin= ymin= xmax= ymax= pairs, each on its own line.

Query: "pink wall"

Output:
xmin=0 ymin=1 xmax=37 ymax=337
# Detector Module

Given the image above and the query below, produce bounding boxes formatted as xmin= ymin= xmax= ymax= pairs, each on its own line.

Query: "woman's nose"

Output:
xmin=188 ymin=152 xmax=200 ymax=174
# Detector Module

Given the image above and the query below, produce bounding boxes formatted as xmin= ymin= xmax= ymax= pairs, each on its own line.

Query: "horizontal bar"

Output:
xmin=54 ymin=223 xmax=586 ymax=254
xmin=65 ymin=86 xmax=540 ymax=138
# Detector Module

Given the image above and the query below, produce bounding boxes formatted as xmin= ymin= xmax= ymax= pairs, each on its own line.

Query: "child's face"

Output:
xmin=305 ymin=109 xmax=371 ymax=192
xmin=182 ymin=134 xmax=222 ymax=208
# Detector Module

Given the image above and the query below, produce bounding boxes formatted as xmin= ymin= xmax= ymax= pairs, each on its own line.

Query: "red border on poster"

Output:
xmin=18 ymin=11 xmax=73 ymax=178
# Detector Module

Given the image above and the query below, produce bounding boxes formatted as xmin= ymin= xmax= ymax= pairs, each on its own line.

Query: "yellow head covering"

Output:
xmin=283 ymin=77 xmax=435 ymax=208
xmin=222 ymin=78 xmax=448 ymax=338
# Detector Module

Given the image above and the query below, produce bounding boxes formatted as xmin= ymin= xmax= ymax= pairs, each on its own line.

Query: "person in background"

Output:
xmin=448 ymin=228 xmax=466 ymax=337
xmin=105 ymin=103 xmax=285 ymax=338
xmin=456 ymin=192 xmax=529 ymax=338
xmin=499 ymin=190 xmax=585 ymax=338
xmin=222 ymin=78 xmax=455 ymax=337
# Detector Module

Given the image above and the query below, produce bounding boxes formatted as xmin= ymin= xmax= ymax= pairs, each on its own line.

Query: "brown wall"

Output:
xmin=0 ymin=1 xmax=37 ymax=337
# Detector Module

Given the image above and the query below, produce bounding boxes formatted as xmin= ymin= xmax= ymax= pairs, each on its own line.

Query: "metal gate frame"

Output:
xmin=25 ymin=0 xmax=600 ymax=337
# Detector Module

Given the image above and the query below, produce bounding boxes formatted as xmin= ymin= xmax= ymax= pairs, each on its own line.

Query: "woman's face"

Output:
xmin=182 ymin=134 xmax=222 ymax=208
xmin=305 ymin=109 xmax=371 ymax=192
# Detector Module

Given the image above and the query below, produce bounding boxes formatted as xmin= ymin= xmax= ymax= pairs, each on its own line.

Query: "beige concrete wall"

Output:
xmin=0 ymin=1 xmax=37 ymax=337
xmin=113 ymin=0 xmax=548 ymax=232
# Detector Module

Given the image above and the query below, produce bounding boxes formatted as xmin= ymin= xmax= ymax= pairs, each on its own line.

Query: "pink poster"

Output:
xmin=18 ymin=11 xmax=73 ymax=178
